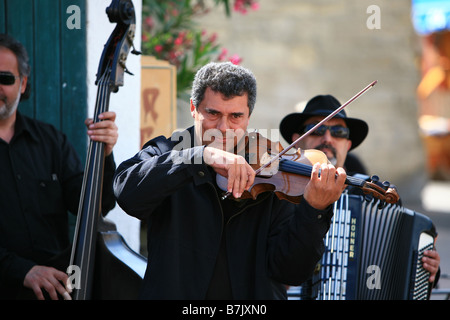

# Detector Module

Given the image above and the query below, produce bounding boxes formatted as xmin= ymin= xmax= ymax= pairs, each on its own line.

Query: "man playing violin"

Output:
xmin=0 ymin=34 xmax=118 ymax=300
xmin=279 ymin=94 xmax=441 ymax=288
xmin=114 ymin=62 xmax=347 ymax=299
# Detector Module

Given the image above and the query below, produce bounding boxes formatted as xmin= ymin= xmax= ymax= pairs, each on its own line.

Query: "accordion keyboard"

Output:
xmin=413 ymin=233 xmax=434 ymax=300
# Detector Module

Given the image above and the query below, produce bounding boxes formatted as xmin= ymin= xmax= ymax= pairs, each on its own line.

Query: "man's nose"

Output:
xmin=217 ymin=116 xmax=230 ymax=132
xmin=321 ymin=128 xmax=334 ymax=142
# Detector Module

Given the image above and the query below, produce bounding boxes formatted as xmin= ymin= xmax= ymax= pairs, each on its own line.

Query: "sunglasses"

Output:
xmin=302 ymin=123 xmax=350 ymax=139
xmin=0 ymin=72 xmax=20 ymax=86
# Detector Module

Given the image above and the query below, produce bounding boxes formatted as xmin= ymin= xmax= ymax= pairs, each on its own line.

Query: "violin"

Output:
xmin=216 ymin=132 xmax=400 ymax=205
xmin=216 ymin=80 xmax=400 ymax=206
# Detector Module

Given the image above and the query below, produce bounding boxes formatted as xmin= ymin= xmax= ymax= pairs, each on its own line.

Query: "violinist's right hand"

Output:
xmin=204 ymin=146 xmax=255 ymax=199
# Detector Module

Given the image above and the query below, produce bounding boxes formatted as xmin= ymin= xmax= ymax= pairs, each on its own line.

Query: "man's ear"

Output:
xmin=20 ymin=76 xmax=28 ymax=94
xmin=190 ymin=99 xmax=196 ymax=118
xmin=346 ymin=139 xmax=352 ymax=152
xmin=291 ymin=133 xmax=300 ymax=143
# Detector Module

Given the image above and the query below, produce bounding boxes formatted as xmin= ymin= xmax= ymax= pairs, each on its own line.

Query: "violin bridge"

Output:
xmin=259 ymin=153 xmax=279 ymax=176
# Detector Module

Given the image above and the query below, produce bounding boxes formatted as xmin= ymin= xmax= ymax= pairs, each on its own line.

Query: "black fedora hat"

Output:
xmin=279 ymin=95 xmax=369 ymax=150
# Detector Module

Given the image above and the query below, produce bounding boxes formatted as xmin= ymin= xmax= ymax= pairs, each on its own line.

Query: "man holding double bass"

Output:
xmin=0 ymin=34 xmax=118 ymax=300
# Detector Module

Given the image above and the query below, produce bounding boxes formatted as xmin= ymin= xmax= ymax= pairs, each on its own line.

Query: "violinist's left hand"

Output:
xmin=303 ymin=163 xmax=347 ymax=210
xmin=85 ymin=111 xmax=118 ymax=156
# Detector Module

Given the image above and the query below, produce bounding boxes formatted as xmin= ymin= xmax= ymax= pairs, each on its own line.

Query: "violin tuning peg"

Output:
xmin=382 ymin=181 xmax=390 ymax=190
xmin=370 ymin=175 xmax=388 ymax=189
xmin=364 ymin=194 xmax=374 ymax=203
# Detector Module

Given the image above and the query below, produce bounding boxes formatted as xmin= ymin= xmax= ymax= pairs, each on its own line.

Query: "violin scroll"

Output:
xmin=360 ymin=175 xmax=400 ymax=206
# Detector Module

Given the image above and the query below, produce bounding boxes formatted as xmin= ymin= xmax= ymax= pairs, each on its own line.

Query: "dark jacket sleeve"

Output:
xmin=266 ymin=198 xmax=333 ymax=285
xmin=113 ymin=136 xmax=206 ymax=220
xmin=101 ymin=153 xmax=117 ymax=215
xmin=0 ymin=247 xmax=36 ymax=291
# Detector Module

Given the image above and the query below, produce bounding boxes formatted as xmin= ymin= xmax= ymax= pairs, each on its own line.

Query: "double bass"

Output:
xmin=68 ymin=0 xmax=146 ymax=300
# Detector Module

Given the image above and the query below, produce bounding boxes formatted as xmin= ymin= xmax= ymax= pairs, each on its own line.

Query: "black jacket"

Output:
xmin=114 ymin=126 xmax=334 ymax=299
xmin=0 ymin=112 xmax=116 ymax=298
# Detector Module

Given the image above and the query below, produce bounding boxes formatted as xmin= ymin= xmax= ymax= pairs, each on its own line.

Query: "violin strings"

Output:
xmin=278 ymin=159 xmax=313 ymax=177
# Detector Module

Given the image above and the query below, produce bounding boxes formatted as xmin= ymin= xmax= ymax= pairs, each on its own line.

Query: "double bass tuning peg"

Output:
xmin=124 ymin=68 xmax=134 ymax=76
xmin=131 ymin=43 xmax=142 ymax=56
xmin=123 ymin=44 xmax=141 ymax=75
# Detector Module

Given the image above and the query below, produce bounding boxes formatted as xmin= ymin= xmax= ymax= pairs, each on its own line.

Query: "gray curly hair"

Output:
xmin=190 ymin=62 xmax=257 ymax=115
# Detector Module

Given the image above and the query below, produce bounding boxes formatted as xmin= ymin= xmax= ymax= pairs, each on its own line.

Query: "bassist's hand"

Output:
xmin=85 ymin=111 xmax=118 ymax=156
xmin=23 ymin=265 xmax=72 ymax=300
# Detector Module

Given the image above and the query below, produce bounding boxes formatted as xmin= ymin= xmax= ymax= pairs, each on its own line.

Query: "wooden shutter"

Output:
xmin=1 ymin=0 xmax=87 ymax=160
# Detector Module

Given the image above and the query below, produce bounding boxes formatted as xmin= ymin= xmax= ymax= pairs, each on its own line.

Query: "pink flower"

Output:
xmin=174 ymin=32 xmax=187 ymax=46
xmin=229 ymin=54 xmax=242 ymax=65
xmin=233 ymin=0 xmax=258 ymax=14
xmin=154 ymin=45 xmax=163 ymax=53
xmin=208 ymin=32 xmax=217 ymax=44
xmin=233 ymin=0 xmax=247 ymax=14
xmin=174 ymin=36 xmax=183 ymax=45
xmin=218 ymin=48 xmax=228 ymax=61
xmin=145 ymin=17 xmax=154 ymax=28
xmin=251 ymin=2 xmax=259 ymax=11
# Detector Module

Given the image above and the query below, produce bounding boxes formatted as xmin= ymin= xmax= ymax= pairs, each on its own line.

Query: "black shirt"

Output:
xmin=206 ymin=169 xmax=252 ymax=300
xmin=0 ymin=112 xmax=116 ymax=297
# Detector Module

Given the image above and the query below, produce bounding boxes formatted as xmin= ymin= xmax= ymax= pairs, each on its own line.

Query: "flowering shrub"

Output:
xmin=141 ymin=0 xmax=258 ymax=97
xmin=233 ymin=0 xmax=259 ymax=14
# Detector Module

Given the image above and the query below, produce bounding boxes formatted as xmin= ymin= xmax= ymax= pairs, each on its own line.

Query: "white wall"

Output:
xmin=86 ymin=0 xmax=142 ymax=252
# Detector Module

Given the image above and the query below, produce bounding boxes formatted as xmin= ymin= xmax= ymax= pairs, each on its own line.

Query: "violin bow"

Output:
xmin=265 ymin=80 xmax=378 ymax=170
xmin=222 ymin=80 xmax=378 ymax=200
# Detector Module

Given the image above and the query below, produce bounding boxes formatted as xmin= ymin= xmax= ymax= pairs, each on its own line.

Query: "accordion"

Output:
xmin=291 ymin=192 xmax=437 ymax=300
